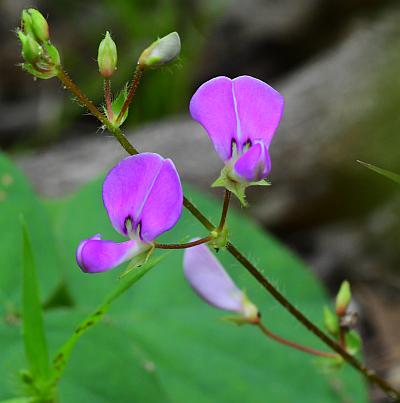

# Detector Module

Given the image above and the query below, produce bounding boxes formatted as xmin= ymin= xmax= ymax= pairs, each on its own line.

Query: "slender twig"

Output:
xmin=256 ymin=321 xmax=338 ymax=359
xmin=155 ymin=236 xmax=212 ymax=250
xmin=115 ymin=65 xmax=143 ymax=125
xmin=55 ymin=69 xmax=400 ymax=400
xmin=217 ymin=190 xmax=231 ymax=232
xmin=58 ymin=69 xmax=109 ymax=128
xmin=104 ymin=79 xmax=113 ymax=121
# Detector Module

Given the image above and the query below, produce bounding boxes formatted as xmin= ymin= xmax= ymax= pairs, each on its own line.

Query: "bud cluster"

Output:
xmin=17 ymin=9 xmax=60 ymax=79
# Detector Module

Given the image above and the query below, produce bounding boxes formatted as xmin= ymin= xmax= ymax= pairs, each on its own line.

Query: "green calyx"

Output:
xmin=212 ymin=164 xmax=271 ymax=207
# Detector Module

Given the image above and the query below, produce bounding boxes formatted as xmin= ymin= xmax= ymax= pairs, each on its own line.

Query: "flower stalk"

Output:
xmin=255 ymin=320 xmax=338 ymax=359
xmin=115 ymin=66 xmax=143 ymax=126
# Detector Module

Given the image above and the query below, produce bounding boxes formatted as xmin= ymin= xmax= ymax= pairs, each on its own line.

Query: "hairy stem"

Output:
xmin=56 ymin=69 xmax=400 ymax=400
xmin=155 ymin=236 xmax=212 ymax=250
xmin=104 ymin=79 xmax=113 ymax=121
xmin=115 ymin=66 xmax=143 ymax=125
xmin=256 ymin=321 xmax=338 ymax=359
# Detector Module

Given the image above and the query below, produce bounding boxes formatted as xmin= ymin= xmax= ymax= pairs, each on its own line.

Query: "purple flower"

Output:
xmin=183 ymin=241 xmax=258 ymax=322
xmin=76 ymin=153 xmax=183 ymax=273
xmin=190 ymin=76 xmax=283 ymax=204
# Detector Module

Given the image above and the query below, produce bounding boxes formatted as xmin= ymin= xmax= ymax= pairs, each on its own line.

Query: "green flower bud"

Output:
xmin=28 ymin=9 xmax=49 ymax=42
xmin=21 ymin=10 xmax=34 ymax=37
xmin=18 ymin=31 xmax=42 ymax=64
xmin=138 ymin=32 xmax=180 ymax=69
xmin=335 ymin=280 xmax=351 ymax=317
xmin=98 ymin=31 xmax=117 ymax=78
xmin=323 ymin=306 xmax=339 ymax=336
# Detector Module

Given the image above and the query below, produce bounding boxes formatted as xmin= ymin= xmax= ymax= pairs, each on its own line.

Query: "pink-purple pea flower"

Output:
xmin=76 ymin=153 xmax=183 ymax=273
xmin=184 ymin=241 xmax=259 ymax=322
xmin=190 ymin=75 xmax=284 ymax=204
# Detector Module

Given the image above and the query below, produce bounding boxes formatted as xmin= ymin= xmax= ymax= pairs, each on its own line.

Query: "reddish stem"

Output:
xmin=104 ymin=79 xmax=113 ymax=121
xmin=155 ymin=236 xmax=211 ymax=250
xmin=256 ymin=321 xmax=338 ymax=359
xmin=115 ymin=66 xmax=143 ymax=125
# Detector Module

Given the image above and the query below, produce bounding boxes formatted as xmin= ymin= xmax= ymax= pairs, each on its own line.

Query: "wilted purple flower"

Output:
xmin=77 ymin=153 xmax=183 ymax=273
xmin=184 ymin=241 xmax=258 ymax=322
xmin=190 ymin=76 xmax=283 ymax=203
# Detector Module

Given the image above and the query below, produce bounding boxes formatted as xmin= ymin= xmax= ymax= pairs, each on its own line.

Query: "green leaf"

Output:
xmin=52 ymin=254 xmax=165 ymax=379
xmin=0 ymin=152 xmax=61 ymax=315
xmin=357 ymin=160 xmax=400 ymax=185
xmin=0 ymin=311 xmax=170 ymax=403
xmin=40 ymin=179 xmax=367 ymax=402
xmin=21 ymin=218 xmax=50 ymax=382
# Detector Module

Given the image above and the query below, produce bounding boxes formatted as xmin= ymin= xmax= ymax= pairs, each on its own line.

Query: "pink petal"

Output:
xmin=190 ymin=76 xmax=238 ymax=161
xmin=102 ymin=153 xmax=182 ymax=242
xmin=233 ymin=76 xmax=284 ymax=147
xmin=76 ymin=235 xmax=141 ymax=273
xmin=233 ymin=141 xmax=271 ymax=182
xmin=183 ymin=242 xmax=243 ymax=312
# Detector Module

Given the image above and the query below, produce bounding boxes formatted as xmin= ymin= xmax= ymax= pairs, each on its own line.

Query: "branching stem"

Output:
xmin=155 ymin=236 xmax=212 ymax=250
xmin=55 ymin=68 xmax=400 ymax=401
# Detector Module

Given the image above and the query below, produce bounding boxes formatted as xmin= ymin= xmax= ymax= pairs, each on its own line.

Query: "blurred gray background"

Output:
xmin=1 ymin=1 xmax=399 ymax=401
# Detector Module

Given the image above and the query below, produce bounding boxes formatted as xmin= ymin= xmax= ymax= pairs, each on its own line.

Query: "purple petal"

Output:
xmin=102 ymin=153 xmax=182 ymax=242
xmin=233 ymin=76 xmax=284 ymax=147
xmin=183 ymin=242 xmax=244 ymax=313
xmin=139 ymin=158 xmax=183 ymax=242
xmin=76 ymin=235 xmax=141 ymax=273
xmin=233 ymin=141 xmax=271 ymax=182
xmin=190 ymin=76 xmax=238 ymax=161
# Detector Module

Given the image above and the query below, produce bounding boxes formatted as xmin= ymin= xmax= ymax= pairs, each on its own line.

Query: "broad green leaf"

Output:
xmin=0 ymin=153 xmax=60 ymax=314
xmin=41 ymin=179 xmax=367 ymax=402
xmin=52 ymin=255 xmax=165 ymax=379
xmin=21 ymin=219 xmax=50 ymax=383
xmin=357 ymin=160 xmax=400 ymax=185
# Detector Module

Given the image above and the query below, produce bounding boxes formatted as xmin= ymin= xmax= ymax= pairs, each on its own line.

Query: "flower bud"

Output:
xmin=21 ymin=10 xmax=34 ymax=37
xmin=18 ymin=31 xmax=42 ymax=64
xmin=28 ymin=9 xmax=49 ymax=42
xmin=323 ymin=306 xmax=339 ymax=336
xmin=98 ymin=31 xmax=117 ymax=78
xmin=138 ymin=32 xmax=180 ymax=69
xmin=335 ymin=280 xmax=351 ymax=317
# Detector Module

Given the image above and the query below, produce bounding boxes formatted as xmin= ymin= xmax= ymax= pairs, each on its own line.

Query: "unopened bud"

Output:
xmin=138 ymin=32 xmax=180 ymax=69
xmin=18 ymin=31 xmax=42 ymax=64
xmin=335 ymin=280 xmax=351 ymax=317
xmin=323 ymin=306 xmax=339 ymax=336
xmin=28 ymin=9 xmax=49 ymax=42
xmin=21 ymin=10 xmax=34 ymax=37
xmin=98 ymin=31 xmax=117 ymax=78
